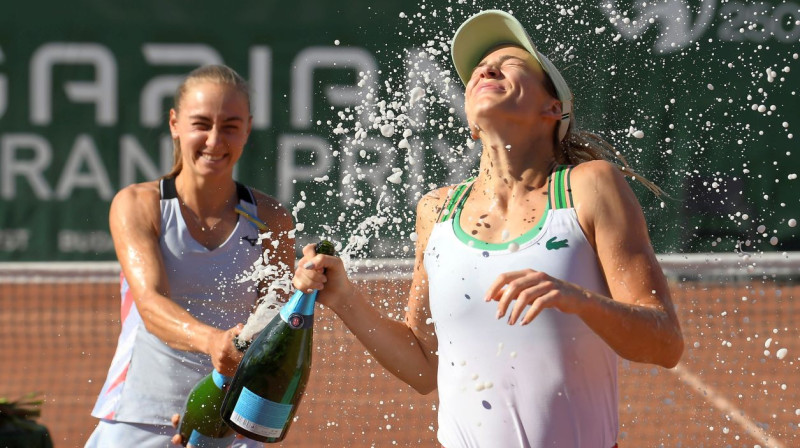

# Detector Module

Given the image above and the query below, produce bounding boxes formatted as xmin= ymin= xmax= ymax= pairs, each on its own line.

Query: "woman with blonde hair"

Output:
xmin=87 ymin=65 xmax=294 ymax=447
xmin=293 ymin=10 xmax=683 ymax=448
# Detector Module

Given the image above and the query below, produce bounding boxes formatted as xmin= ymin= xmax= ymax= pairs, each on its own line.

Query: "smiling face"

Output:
xmin=169 ymin=80 xmax=252 ymax=180
xmin=464 ymin=45 xmax=560 ymax=138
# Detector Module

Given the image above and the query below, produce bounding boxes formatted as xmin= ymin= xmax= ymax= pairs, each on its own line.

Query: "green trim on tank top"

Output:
xmin=451 ymin=187 xmax=551 ymax=251
xmin=438 ymin=178 xmax=476 ymax=223
xmin=446 ymin=164 xmax=573 ymax=251
xmin=549 ymin=164 xmax=573 ymax=209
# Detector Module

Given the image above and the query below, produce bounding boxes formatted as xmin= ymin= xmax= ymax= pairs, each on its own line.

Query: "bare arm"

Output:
xmin=486 ymin=161 xmax=684 ymax=367
xmin=110 ymin=183 xmax=242 ymax=374
xmin=292 ymin=189 xmax=444 ymax=393
xmin=578 ymin=161 xmax=684 ymax=366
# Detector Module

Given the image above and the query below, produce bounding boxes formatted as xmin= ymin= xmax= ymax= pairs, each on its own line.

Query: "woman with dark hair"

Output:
xmin=87 ymin=65 xmax=294 ymax=447
xmin=292 ymin=10 xmax=683 ymax=448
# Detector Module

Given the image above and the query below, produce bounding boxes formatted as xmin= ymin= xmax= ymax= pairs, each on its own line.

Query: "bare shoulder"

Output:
xmin=111 ymin=180 xmax=161 ymax=216
xmin=249 ymin=188 xmax=293 ymax=230
xmin=416 ymin=183 xmax=466 ymax=233
xmin=570 ymin=161 xmax=647 ymax=244
xmin=570 ymin=160 xmax=640 ymax=210
xmin=416 ymin=186 xmax=452 ymax=220
xmin=250 ymin=188 xmax=288 ymax=212
xmin=413 ymin=184 xmax=459 ymax=251
xmin=109 ymin=180 xmax=162 ymax=237
xmin=570 ymin=160 xmax=628 ymax=192
xmin=114 ymin=180 xmax=160 ymax=200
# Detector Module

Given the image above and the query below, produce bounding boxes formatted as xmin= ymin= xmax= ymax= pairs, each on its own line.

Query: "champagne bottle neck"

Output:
xmin=212 ymin=369 xmax=233 ymax=389
xmin=233 ymin=336 xmax=251 ymax=352
xmin=279 ymin=289 xmax=318 ymax=329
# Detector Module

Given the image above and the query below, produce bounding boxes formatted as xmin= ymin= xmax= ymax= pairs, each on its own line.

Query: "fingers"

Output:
xmin=210 ymin=327 xmax=245 ymax=376
xmin=300 ymin=243 xmax=342 ymax=271
xmin=301 ymin=243 xmax=317 ymax=257
xmin=486 ymin=270 xmax=536 ymax=314
xmin=505 ymin=281 xmax=555 ymax=324
xmin=231 ymin=323 xmax=244 ymax=337
xmin=484 ymin=271 xmax=521 ymax=303
xmin=486 ymin=270 xmax=555 ymax=325
xmin=293 ymin=244 xmax=353 ymax=312
xmin=293 ymin=249 xmax=342 ymax=292
xmin=292 ymin=265 xmax=327 ymax=292
xmin=519 ymin=290 xmax=559 ymax=325
xmin=170 ymin=413 xmax=183 ymax=445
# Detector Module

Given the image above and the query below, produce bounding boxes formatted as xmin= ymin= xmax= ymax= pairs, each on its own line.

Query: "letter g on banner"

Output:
xmin=0 ymin=46 xmax=6 ymax=119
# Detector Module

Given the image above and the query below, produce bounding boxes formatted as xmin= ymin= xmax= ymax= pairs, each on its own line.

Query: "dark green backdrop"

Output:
xmin=1 ymin=0 xmax=798 ymax=260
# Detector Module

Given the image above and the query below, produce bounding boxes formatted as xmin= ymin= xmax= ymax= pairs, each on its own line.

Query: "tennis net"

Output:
xmin=1 ymin=252 xmax=798 ymax=447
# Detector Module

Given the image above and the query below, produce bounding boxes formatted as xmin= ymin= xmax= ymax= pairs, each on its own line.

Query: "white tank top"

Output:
xmin=424 ymin=166 xmax=619 ymax=448
xmin=92 ymin=179 xmax=266 ymax=424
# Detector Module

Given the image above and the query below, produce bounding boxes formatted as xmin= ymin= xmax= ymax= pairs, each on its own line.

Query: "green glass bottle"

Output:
xmin=177 ymin=369 xmax=235 ymax=447
xmin=220 ymin=240 xmax=335 ymax=443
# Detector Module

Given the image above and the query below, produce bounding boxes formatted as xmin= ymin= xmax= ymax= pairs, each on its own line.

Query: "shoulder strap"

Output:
xmin=233 ymin=183 xmax=268 ymax=231
xmin=236 ymin=181 xmax=256 ymax=205
xmin=160 ymin=177 xmax=177 ymax=200
xmin=435 ymin=177 xmax=476 ymax=223
xmin=548 ymin=165 xmax=574 ymax=210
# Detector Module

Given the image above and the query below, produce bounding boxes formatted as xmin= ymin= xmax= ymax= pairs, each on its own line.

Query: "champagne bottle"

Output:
xmin=178 ymin=369 xmax=235 ymax=447
xmin=220 ymin=240 xmax=336 ymax=443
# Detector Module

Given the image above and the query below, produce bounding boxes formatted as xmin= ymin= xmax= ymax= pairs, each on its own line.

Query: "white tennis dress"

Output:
xmin=425 ymin=166 xmax=619 ymax=448
xmin=91 ymin=179 xmax=264 ymax=425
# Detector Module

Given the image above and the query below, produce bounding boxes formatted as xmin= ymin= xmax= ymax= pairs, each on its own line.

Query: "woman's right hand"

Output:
xmin=292 ymin=243 xmax=352 ymax=312
xmin=208 ymin=324 xmax=245 ymax=377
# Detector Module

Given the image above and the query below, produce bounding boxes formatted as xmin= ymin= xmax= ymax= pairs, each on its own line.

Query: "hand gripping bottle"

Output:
xmin=220 ymin=240 xmax=336 ymax=442
xmin=178 ymin=369 xmax=235 ymax=447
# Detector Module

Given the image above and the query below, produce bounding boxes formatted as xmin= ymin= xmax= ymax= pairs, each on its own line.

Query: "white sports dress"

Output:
xmin=91 ymin=178 xmax=265 ymax=424
xmin=424 ymin=165 xmax=619 ymax=448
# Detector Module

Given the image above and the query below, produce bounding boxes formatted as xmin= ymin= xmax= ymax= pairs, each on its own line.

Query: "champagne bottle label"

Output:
xmin=228 ymin=386 xmax=293 ymax=438
xmin=281 ymin=311 xmax=314 ymax=329
xmin=220 ymin=239 xmax=334 ymax=442
xmin=187 ymin=430 xmax=235 ymax=448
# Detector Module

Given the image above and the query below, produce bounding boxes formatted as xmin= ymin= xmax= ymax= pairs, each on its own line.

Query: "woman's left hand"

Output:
xmin=484 ymin=269 xmax=588 ymax=325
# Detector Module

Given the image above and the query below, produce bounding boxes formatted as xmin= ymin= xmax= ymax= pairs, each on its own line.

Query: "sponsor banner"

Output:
xmin=0 ymin=0 xmax=798 ymax=260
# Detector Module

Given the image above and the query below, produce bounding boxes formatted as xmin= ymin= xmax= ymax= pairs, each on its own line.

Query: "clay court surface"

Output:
xmin=2 ymin=262 xmax=798 ymax=447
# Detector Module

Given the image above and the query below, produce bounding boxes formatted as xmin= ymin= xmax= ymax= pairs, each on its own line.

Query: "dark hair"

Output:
xmin=163 ymin=65 xmax=251 ymax=179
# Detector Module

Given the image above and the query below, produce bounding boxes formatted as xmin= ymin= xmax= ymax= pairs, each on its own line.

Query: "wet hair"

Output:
xmin=163 ymin=64 xmax=251 ymax=179
xmin=557 ymin=125 xmax=665 ymax=197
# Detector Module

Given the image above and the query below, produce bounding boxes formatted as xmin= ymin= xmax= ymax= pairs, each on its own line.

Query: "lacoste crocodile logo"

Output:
xmin=546 ymin=236 xmax=569 ymax=251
